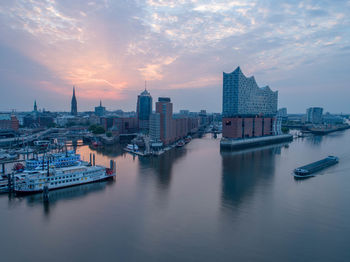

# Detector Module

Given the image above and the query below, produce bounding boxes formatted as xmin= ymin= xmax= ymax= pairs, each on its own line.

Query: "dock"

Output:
xmin=220 ymin=134 xmax=293 ymax=150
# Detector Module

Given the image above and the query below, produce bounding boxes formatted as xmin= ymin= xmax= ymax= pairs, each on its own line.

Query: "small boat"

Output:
xmin=124 ymin=144 xmax=140 ymax=155
xmin=294 ymin=156 xmax=339 ymax=178
xmin=176 ymin=140 xmax=185 ymax=147
xmin=126 ymin=144 xmax=139 ymax=151
xmin=184 ymin=136 xmax=192 ymax=143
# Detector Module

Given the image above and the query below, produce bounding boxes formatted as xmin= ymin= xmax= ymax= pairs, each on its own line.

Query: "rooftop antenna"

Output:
xmin=145 ymin=80 xmax=147 ymax=91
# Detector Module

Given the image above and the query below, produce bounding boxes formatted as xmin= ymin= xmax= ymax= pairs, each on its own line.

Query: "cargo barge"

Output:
xmin=294 ymin=156 xmax=339 ymax=178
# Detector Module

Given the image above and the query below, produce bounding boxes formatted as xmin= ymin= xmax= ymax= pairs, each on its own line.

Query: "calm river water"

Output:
xmin=1 ymin=131 xmax=350 ymax=262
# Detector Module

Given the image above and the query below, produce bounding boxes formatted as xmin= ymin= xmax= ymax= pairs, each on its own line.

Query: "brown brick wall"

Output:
xmin=223 ymin=116 xmax=274 ymax=139
xmin=223 ymin=117 xmax=242 ymax=138
xmin=254 ymin=118 xmax=263 ymax=137
xmin=243 ymin=118 xmax=253 ymax=138
xmin=263 ymin=118 xmax=272 ymax=135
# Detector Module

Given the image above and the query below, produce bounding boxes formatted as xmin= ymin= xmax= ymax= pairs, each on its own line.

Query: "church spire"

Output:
xmin=71 ymin=86 xmax=78 ymax=115
xmin=34 ymin=100 xmax=37 ymax=112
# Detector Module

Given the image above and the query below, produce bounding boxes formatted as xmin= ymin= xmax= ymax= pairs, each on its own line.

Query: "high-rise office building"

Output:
xmin=71 ymin=86 xmax=78 ymax=116
xmin=306 ymin=107 xmax=323 ymax=124
xmin=156 ymin=97 xmax=173 ymax=145
xmin=137 ymin=89 xmax=152 ymax=130
xmin=222 ymin=67 xmax=279 ymax=139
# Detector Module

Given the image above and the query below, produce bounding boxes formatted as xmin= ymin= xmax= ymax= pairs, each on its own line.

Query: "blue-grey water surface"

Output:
xmin=1 ymin=131 xmax=350 ymax=262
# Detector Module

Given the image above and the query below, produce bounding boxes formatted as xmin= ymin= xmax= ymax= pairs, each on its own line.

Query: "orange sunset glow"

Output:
xmin=0 ymin=0 xmax=349 ymax=112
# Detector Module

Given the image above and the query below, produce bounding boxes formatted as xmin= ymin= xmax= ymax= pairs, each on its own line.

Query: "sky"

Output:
xmin=0 ymin=0 xmax=349 ymax=113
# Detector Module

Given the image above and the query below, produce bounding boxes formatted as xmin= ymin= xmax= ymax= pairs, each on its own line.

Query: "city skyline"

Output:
xmin=0 ymin=1 xmax=350 ymax=113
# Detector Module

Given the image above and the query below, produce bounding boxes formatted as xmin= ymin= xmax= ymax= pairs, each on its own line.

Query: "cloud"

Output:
xmin=0 ymin=0 xmax=349 ymax=112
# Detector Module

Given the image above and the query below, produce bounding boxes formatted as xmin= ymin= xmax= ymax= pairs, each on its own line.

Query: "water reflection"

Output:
xmin=220 ymin=145 xmax=283 ymax=209
xmin=138 ymin=148 xmax=187 ymax=190
xmin=88 ymin=144 xmax=124 ymax=158
xmin=306 ymin=135 xmax=323 ymax=146
xmin=12 ymin=180 xmax=114 ymax=217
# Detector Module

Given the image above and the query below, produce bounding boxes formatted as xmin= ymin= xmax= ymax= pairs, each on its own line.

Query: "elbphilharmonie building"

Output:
xmin=223 ymin=66 xmax=277 ymax=117
xmin=222 ymin=67 xmax=281 ymax=139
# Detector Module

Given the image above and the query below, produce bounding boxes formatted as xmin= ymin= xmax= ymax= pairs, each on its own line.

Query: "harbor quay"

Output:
xmin=220 ymin=134 xmax=293 ymax=150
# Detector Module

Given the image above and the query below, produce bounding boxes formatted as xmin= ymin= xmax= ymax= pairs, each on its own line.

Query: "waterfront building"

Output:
xmin=199 ymin=110 xmax=209 ymax=127
xmin=156 ymin=97 xmax=173 ymax=145
xmin=71 ymin=86 xmax=78 ymax=116
xmin=306 ymin=107 xmax=323 ymax=124
xmin=149 ymin=113 xmax=161 ymax=143
xmin=55 ymin=115 xmax=77 ymax=127
xmin=100 ymin=116 xmax=138 ymax=134
xmin=278 ymin=108 xmax=288 ymax=121
xmin=222 ymin=67 xmax=278 ymax=139
xmin=0 ymin=114 xmax=19 ymax=130
xmin=95 ymin=100 xmax=106 ymax=116
xmin=323 ymin=113 xmax=344 ymax=125
xmin=152 ymin=98 xmax=199 ymax=145
xmin=137 ymin=89 xmax=152 ymax=130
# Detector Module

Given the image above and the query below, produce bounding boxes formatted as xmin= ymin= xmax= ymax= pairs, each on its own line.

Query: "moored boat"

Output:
xmin=184 ymin=136 xmax=192 ymax=143
xmin=14 ymin=160 xmax=116 ymax=194
xmin=124 ymin=144 xmax=139 ymax=153
xmin=176 ymin=140 xmax=185 ymax=147
xmin=25 ymin=151 xmax=81 ymax=170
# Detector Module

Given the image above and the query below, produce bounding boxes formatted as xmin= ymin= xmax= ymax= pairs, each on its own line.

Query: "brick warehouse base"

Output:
xmin=222 ymin=116 xmax=274 ymax=139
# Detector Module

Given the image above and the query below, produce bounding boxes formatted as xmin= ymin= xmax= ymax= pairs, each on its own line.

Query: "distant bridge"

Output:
xmin=0 ymin=128 xmax=54 ymax=147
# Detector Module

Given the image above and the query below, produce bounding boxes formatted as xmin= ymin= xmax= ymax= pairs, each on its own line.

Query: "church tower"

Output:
xmin=71 ymin=86 xmax=78 ymax=115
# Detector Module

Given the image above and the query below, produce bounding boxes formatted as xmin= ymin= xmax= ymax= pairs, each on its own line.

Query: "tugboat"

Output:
xmin=294 ymin=156 xmax=339 ymax=178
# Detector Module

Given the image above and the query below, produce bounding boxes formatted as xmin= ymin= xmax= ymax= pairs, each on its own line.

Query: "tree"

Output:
xmin=89 ymin=124 xmax=105 ymax=134
xmin=281 ymin=126 xmax=290 ymax=134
